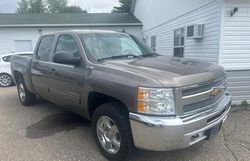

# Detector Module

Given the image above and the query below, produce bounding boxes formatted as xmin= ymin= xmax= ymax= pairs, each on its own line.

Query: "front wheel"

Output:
xmin=92 ymin=102 xmax=134 ymax=161
xmin=17 ymin=78 xmax=36 ymax=106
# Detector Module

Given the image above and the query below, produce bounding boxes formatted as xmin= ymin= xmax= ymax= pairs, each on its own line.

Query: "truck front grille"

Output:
xmin=182 ymin=78 xmax=225 ymax=97
xmin=178 ymin=77 xmax=226 ymax=115
xmin=183 ymin=92 xmax=223 ymax=113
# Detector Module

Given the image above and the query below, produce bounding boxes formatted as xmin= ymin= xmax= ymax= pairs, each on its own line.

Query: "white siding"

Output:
xmin=133 ymin=0 xmax=250 ymax=104
xmin=220 ymin=0 xmax=250 ymax=70
xmin=227 ymin=70 xmax=250 ymax=104
xmin=15 ymin=40 xmax=32 ymax=52
xmin=0 ymin=26 xmax=142 ymax=55
xmin=133 ymin=0 xmax=216 ymax=31
xmin=136 ymin=0 xmax=222 ymax=62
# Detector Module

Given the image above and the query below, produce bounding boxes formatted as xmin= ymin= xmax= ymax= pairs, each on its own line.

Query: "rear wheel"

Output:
xmin=0 ymin=73 xmax=13 ymax=87
xmin=17 ymin=77 xmax=36 ymax=106
xmin=92 ymin=102 xmax=134 ymax=161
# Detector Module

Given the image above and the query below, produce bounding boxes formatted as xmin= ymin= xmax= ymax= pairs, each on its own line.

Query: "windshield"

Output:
xmin=79 ymin=33 xmax=155 ymax=62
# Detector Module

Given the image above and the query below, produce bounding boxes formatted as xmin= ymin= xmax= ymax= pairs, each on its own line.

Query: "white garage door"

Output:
xmin=15 ymin=40 xmax=32 ymax=52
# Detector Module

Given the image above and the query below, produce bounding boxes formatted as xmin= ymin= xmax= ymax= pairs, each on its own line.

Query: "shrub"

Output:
xmin=241 ymin=100 xmax=248 ymax=107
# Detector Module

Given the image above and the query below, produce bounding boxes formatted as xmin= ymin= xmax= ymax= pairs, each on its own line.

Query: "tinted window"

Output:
xmin=37 ymin=36 xmax=54 ymax=61
xmin=55 ymin=35 xmax=80 ymax=57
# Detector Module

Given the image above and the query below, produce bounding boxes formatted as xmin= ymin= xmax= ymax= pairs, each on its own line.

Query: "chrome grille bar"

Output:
xmin=181 ymin=77 xmax=226 ymax=97
xmin=176 ymin=77 xmax=227 ymax=116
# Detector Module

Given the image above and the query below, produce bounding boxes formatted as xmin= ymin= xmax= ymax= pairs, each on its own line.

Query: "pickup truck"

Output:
xmin=11 ymin=30 xmax=231 ymax=161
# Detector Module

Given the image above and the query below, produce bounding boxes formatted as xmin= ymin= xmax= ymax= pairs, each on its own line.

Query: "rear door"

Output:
xmin=48 ymin=34 xmax=87 ymax=114
xmin=31 ymin=35 xmax=55 ymax=99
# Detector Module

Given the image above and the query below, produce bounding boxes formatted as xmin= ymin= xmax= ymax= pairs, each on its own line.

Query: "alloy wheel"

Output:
xmin=0 ymin=74 xmax=12 ymax=87
xmin=18 ymin=83 xmax=26 ymax=102
xmin=96 ymin=116 xmax=121 ymax=154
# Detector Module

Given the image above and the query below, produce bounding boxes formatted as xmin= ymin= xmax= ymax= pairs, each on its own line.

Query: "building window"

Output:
xmin=151 ymin=35 xmax=156 ymax=51
xmin=15 ymin=40 xmax=32 ymax=52
xmin=174 ymin=28 xmax=185 ymax=57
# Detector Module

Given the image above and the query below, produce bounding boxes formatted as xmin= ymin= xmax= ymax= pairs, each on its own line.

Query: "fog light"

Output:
xmin=191 ymin=134 xmax=199 ymax=141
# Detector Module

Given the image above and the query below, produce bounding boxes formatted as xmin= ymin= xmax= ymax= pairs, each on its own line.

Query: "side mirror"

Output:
xmin=53 ymin=51 xmax=81 ymax=66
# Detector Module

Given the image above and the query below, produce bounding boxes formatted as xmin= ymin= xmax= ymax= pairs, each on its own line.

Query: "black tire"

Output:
xmin=17 ymin=77 xmax=36 ymax=106
xmin=0 ymin=73 xmax=14 ymax=87
xmin=92 ymin=102 xmax=134 ymax=161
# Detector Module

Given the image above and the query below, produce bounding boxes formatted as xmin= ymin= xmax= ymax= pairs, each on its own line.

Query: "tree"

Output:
xmin=16 ymin=0 xmax=29 ymax=14
xmin=46 ymin=0 xmax=67 ymax=13
xmin=28 ymin=0 xmax=46 ymax=14
xmin=16 ymin=0 xmax=86 ymax=14
xmin=61 ymin=6 xmax=87 ymax=13
xmin=16 ymin=0 xmax=46 ymax=14
xmin=112 ymin=0 xmax=132 ymax=13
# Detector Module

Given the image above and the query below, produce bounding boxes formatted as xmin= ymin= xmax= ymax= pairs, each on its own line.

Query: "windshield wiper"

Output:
xmin=97 ymin=54 xmax=143 ymax=62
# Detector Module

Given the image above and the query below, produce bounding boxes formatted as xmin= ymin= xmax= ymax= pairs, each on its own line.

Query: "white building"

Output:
xmin=0 ymin=13 xmax=142 ymax=54
xmin=132 ymin=0 xmax=250 ymax=104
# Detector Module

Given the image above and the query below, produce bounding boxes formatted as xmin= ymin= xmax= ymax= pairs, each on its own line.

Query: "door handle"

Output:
xmin=32 ymin=61 xmax=39 ymax=69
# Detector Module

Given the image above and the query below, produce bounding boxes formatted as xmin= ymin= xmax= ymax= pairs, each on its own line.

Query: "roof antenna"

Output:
xmin=88 ymin=6 xmax=94 ymax=62
xmin=88 ymin=6 xmax=93 ymax=33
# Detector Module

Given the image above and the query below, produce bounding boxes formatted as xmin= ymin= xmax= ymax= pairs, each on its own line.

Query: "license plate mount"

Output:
xmin=206 ymin=122 xmax=222 ymax=140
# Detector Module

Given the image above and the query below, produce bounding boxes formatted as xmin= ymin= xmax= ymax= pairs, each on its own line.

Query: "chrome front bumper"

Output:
xmin=129 ymin=94 xmax=231 ymax=151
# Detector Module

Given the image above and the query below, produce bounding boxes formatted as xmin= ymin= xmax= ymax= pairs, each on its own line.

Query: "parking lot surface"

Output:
xmin=0 ymin=87 xmax=249 ymax=161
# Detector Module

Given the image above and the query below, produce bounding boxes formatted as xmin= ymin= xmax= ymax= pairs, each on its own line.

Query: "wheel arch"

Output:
xmin=87 ymin=91 xmax=129 ymax=119
xmin=12 ymin=70 xmax=34 ymax=93
xmin=0 ymin=72 xmax=12 ymax=78
xmin=13 ymin=70 xmax=23 ymax=84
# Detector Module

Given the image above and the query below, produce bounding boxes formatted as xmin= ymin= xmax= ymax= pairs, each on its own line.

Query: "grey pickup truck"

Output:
xmin=11 ymin=30 xmax=231 ymax=161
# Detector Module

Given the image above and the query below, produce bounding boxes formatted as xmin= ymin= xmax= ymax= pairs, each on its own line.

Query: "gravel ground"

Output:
xmin=0 ymin=87 xmax=249 ymax=161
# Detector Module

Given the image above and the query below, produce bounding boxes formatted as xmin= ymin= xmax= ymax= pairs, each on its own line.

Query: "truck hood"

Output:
xmin=102 ymin=55 xmax=226 ymax=87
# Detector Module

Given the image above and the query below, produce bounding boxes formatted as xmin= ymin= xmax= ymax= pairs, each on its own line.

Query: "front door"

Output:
xmin=48 ymin=34 xmax=87 ymax=114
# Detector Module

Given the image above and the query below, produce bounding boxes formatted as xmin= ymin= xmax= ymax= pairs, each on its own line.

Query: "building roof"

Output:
xmin=0 ymin=13 xmax=142 ymax=27
xmin=51 ymin=30 xmax=125 ymax=34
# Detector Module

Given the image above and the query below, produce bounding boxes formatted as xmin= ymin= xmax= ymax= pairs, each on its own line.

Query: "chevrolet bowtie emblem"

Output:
xmin=211 ymin=88 xmax=221 ymax=97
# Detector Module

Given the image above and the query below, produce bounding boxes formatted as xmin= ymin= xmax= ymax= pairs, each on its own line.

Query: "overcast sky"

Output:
xmin=0 ymin=0 xmax=120 ymax=13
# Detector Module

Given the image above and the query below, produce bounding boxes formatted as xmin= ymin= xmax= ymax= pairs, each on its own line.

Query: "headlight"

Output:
xmin=137 ymin=87 xmax=175 ymax=115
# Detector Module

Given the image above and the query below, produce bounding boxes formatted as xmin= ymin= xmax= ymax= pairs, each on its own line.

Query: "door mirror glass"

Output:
xmin=53 ymin=51 xmax=81 ymax=66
